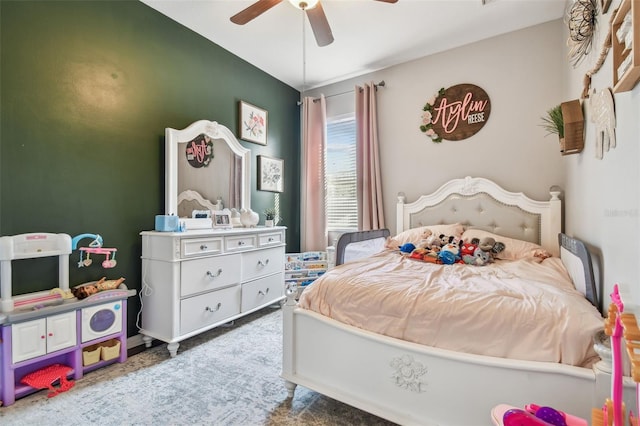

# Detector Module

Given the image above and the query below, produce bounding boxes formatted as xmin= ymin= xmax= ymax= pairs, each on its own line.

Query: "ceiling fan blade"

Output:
xmin=306 ymin=2 xmax=334 ymax=47
xmin=374 ymin=0 xmax=398 ymax=3
xmin=230 ymin=0 xmax=283 ymax=25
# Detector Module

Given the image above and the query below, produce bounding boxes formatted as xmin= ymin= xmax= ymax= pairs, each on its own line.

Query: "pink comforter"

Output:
xmin=298 ymin=250 xmax=603 ymax=367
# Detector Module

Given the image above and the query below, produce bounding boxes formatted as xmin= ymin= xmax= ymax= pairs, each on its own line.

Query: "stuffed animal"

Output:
xmin=414 ymin=229 xmax=435 ymax=250
xmin=399 ymin=243 xmax=416 ymax=254
xmin=440 ymin=242 xmax=460 ymax=256
xmin=438 ymin=250 xmax=457 ymax=264
xmin=438 ymin=234 xmax=451 ymax=246
xmin=476 ymin=237 xmax=506 ymax=263
xmin=438 ymin=238 xmax=462 ymax=264
xmin=386 ymin=229 xmax=434 ymax=251
xmin=492 ymin=241 xmax=506 ymax=256
xmin=472 ymin=247 xmax=492 ymax=265
xmin=409 ymin=248 xmax=427 ymax=260
xmin=478 ymin=236 xmax=497 ymax=252
xmin=421 ymin=233 xmax=441 ymax=252
xmin=459 ymin=240 xmax=478 ymax=258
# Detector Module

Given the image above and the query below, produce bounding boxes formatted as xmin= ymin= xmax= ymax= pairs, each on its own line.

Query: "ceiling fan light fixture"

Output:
xmin=288 ymin=0 xmax=319 ymax=10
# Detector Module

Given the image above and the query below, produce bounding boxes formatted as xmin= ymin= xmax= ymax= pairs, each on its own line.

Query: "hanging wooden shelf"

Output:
xmin=560 ymin=100 xmax=584 ymax=155
xmin=612 ymin=0 xmax=640 ymax=93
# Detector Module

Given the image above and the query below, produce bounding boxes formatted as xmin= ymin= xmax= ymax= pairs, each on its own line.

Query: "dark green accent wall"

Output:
xmin=0 ymin=0 xmax=301 ymax=337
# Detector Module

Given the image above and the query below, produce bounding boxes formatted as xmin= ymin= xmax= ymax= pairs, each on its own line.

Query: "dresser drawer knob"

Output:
xmin=200 ymin=244 xmax=208 ymax=250
xmin=205 ymin=303 xmax=222 ymax=313
xmin=268 ymin=237 xmax=274 ymax=242
xmin=206 ymin=268 xmax=223 ymax=278
xmin=257 ymin=259 xmax=270 ymax=267
xmin=238 ymin=241 xmax=245 ymax=246
xmin=258 ymin=288 xmax=270 ymax=296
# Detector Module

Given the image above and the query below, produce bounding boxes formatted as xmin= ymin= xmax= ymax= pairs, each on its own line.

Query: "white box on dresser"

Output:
xmin=139 ymin=226 xmax=286 ymax=357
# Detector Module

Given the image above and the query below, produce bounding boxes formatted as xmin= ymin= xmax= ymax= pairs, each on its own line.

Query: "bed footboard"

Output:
xmin=282 ymin=299 xmax=634 ymax=426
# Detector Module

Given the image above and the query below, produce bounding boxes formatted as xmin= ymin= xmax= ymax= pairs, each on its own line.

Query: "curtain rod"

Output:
xmin=297 ymin=80 xmax=386 ymax=105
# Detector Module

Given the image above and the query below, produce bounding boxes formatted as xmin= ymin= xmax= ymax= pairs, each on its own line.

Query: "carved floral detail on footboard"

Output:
xmin=390 ymin=355 xmax=427 ymax=393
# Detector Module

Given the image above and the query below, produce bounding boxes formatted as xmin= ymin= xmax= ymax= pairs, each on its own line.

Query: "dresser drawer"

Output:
xmin=258 ymin=231 xmax=284 ymax=247
xmin=181 ymin=237 xmax=223 ymax=258
xmin=224 ymin=234 xmax=257 ymax=252
xmin=180 ymin=286 xmax=241 ymax=335
xmin=180 ymin=254 xmax=241 ymax=297
xmin=242 ymin=246 xmax=284 ymax=282
xmin=241 ymin=273 xmax=284 ymax=312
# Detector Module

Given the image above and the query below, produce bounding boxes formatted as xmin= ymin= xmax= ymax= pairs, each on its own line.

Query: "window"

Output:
xmin=325 ymin=115 xmax=357 ymax=231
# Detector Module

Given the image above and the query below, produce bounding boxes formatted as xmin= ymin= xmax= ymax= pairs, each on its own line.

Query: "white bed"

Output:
xmin=281 ymin=176 xmax=635 ymax=426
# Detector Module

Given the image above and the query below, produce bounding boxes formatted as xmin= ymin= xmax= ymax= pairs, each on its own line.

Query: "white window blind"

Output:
xmin=325 ymin=116 xmax=357 ymax=231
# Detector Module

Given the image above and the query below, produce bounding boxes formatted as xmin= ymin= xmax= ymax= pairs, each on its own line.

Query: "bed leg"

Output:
xmin=282 ymin=289 xmax=298 ymax=397
xmin=284 ymin=380 xmax=297 ymax=398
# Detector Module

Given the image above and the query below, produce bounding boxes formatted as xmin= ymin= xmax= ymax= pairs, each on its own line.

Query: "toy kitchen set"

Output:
xmin=0 ymin=232 xmax=135 ymax=406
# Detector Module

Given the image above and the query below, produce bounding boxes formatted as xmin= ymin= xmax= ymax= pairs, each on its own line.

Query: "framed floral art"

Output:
xmin=239 ymin=100 xmax=267 ymax=145
xmin=257 ymin=155 xmax=283 ymax=193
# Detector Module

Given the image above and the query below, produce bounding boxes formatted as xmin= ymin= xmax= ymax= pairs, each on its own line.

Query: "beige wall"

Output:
xmin=307 ymin=21 xmax=566 ymax=232
xmin=562 ymin=0 xmax=639 ymax=308
xmin=308 ymin=15 xmax=640 ymax=309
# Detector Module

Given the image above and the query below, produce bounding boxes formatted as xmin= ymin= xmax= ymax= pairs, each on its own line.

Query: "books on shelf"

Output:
xmin=284 ymin=251 xmax=328 ymax=297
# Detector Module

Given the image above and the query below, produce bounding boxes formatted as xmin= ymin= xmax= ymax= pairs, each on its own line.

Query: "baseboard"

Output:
xmin=127 ymin=332 xmax=169 ymax=356
xmin=127 ymin=333 xmax=146 ymax=349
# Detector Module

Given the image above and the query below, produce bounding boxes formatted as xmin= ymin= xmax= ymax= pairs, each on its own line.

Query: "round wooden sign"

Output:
xmin=420 ymin=83 xmax=491 ymax=142
xmin=185 ymin=133 xmax=214 ymax=168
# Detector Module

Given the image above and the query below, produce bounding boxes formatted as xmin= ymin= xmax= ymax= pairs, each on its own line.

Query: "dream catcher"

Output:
xmin=566 ymin=0 xmax=598 ymax=68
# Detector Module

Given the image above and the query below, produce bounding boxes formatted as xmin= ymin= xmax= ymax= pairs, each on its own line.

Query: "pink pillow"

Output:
xmin=461 ymin=229 xmax=552 ymax=260
xmin=386 ymin=223 xmax=465 ymax=248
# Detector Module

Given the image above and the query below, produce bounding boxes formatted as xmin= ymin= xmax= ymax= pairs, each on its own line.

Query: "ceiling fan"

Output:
xmin=230 ymin=0 xmax=398 ymax=47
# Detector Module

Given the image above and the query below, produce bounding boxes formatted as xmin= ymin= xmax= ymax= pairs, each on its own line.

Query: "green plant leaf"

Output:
xmin=540 ymin=105 xmax=564 ymax=138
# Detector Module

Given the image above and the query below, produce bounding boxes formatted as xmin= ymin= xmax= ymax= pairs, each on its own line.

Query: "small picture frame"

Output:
xmin=239 ymin=100 xmax=268 ymax=145
xmin=257 ymin=155 xmax=284 ymax=193
xmin=191 ymin=209 xmax=211 ymax=219
xmin=212 ymin=209 xmax=232 ymax=229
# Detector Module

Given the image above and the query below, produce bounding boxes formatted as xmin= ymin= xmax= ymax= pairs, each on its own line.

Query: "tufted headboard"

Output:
xmin=396 ymin=176 xmax=562 ymax=256
xmin=177 ymin=189 xmax=218 ymax=218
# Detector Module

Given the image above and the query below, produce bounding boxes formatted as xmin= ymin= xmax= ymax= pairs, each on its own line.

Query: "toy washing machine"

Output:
xmin=81 ymin=301 xmax=123 ymax=343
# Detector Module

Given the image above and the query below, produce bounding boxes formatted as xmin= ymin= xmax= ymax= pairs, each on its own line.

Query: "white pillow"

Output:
xmin=461 ymin=229 xmax=552 ymax=260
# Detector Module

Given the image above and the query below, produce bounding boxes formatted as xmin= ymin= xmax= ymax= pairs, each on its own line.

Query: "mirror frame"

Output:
xmin=165 ymin=120 xmax=251 ymax=216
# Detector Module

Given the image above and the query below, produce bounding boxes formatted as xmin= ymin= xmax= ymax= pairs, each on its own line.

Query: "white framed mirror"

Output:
xmin=165 ymin=120 xmax=251 ymax=218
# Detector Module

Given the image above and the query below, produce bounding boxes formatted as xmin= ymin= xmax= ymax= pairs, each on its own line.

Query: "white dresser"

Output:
xmin=139 ymin=226 xmax=286 ymax=357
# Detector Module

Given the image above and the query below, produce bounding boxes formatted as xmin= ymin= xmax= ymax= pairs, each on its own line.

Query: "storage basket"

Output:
xmin=82 ymin=344 xmax=101 ymax=366
xmin=100 ymin=339 xmax=121 ymax=361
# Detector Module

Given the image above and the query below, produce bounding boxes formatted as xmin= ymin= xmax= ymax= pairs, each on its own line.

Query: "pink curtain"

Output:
xmin=301 ymin=95 xmax=327 ymax=251
xmin=355 ymin=83 xmax=385 ymax=230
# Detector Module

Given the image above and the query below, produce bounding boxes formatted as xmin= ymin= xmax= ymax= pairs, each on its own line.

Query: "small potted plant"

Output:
xmin=264 ymin=208 xmax=276 ymax=227
xmin=540 ymin=105 xmax=564 ymax=144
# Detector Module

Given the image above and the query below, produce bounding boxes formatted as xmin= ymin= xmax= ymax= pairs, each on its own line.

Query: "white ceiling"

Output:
xmin=141 ymin=0 xmax=566 ymax=91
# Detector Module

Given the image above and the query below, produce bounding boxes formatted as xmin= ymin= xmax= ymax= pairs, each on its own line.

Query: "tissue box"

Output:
xmin=155 ymin=215 xmax=179 ymax=232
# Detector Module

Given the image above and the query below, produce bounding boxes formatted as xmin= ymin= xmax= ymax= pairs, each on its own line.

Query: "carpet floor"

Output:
xmin=0 ymin=306 xmax=397 ymax=425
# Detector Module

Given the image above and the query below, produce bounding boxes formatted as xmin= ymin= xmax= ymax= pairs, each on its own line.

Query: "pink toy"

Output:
xmin=503 ymin=408 xmax=552 ymax=425
xmin=591 ymin=282 xmax=640 ymax=426
xmin=491 ymin=404 xmax=587 ymax=426
xmin=607 ymin=284 xmax=624 ymax=426
xmin=72 ymin=233 xmax=118 ymax=268
xmin=525 ymin=404 xmax=567 ymax=426
xmin=80 ymin=247 xmax=118 ymax=268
